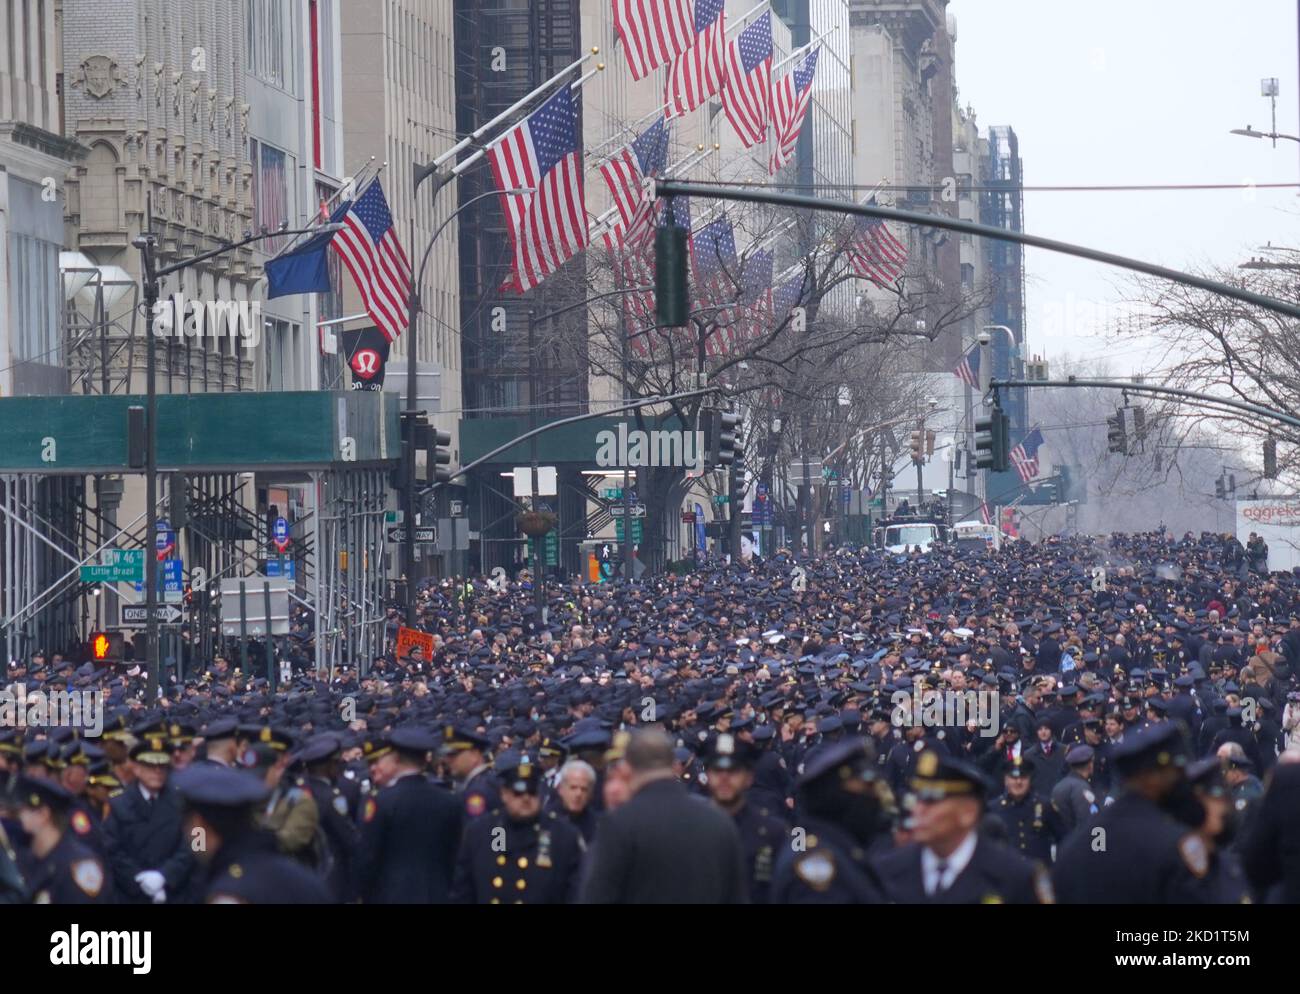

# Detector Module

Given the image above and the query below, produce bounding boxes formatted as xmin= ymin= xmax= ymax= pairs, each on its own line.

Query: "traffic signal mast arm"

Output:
xmin=989 ymin=378 xmax=1300 ymax=433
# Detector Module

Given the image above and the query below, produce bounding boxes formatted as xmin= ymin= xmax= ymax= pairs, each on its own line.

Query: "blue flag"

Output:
xmin=265 ymin=229 xmax=335 ymax=299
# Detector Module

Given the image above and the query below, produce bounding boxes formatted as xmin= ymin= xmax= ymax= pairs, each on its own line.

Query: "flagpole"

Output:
xmin=590 ymin=0 xmax=773 ymax=160
xmin=450 ymin=64 xmax=606 ymax=180
xmin=431 ymin=49 xmax=599 ymax=170
xmin=770 ymin=25 xmax=836 ymax=76
xmin=272 ymin=158 xmax=385 ymax=258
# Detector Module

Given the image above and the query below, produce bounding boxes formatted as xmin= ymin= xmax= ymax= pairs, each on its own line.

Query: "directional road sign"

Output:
xmin=122 ymin=605 xmax=183 ymax=625
xmin=386 ymin=526 xmax=437 ymax=544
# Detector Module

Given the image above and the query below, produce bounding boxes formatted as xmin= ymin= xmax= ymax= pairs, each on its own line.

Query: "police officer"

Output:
xmin=1184 ymin=757 xmax=1251 ymax=903
xmin=875 ymin=750 xmax=1053 ymax=904
xmin=989 ymin=756 xmax=1065 ymax=863
xmin=296 ymin=734 xmax=360 ymax=902
xmin=771 ymin=739 xmax=889 ymax=904
xmin=1050 ymin=744 xmax=1102 ymax=836
xmin=449 ymin=751 xmax=582 ymax=904
xmin=703 ymin=732 xmax=789 ymax=904
xmin=102 ymin=733 xmax=197 ymax=904
xmin=441 ymin=725 xmax=500 ymax=819
xmin=1053 ymin=722 xmax=1216 ymax=903
xmin=357 ymin=727 xmax=463 ymax=903
xmin=12 ymin=777 xmax=110 ymax=904
xmin=172 ymin=765 xmax=333 ymax=904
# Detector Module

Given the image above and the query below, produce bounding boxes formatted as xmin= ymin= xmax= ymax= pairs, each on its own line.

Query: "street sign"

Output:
xmin=449 ymin=500 xmax=464 ymax=516
xmin=609 ymin=503 xmax=647 ymax=517
xmin=79 ymin=549 xmax=145 ymax=584
xmin=272 ymin=516 xmax=290 ymax=553
xmin=386 ymin=526 xmax=437 ymax=544
xmin=122 ymin=605 xmax=183 ymax=626
xmin=155 ymin=520 xmax=175 ymax=560
xmin=160 ymin=558 xmax=183 ymax=603
xmin=266 ymin=558 xmax=296 ymax=579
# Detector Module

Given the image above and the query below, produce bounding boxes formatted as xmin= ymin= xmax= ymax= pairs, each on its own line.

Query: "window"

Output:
xmin=264 ymin=317 xmax=297 ymax=391
xmin=315 ymin=180 xmax=345 ymax=323
xmin=12 ymin=233 xmax=59 ymax=364
xmin=246 ymin=0 xmax=289 ymax=90
xmin=249 ymin=138 xmax=293 ymax=253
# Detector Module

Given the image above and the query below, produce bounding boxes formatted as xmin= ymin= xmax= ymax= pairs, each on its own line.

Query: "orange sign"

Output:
xmin=395 ymin=626 xmax=435 ymax=661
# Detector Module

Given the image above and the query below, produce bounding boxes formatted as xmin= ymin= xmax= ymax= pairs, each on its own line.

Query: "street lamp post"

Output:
xmin=401 ymin=182 xmax=529 ymax=626
xmin=133 ymin=220 xmax=343 ymax=700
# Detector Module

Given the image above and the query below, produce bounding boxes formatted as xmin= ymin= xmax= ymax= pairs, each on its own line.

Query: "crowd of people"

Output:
xmin=2 ymin=528 xmax=1299 ymax=904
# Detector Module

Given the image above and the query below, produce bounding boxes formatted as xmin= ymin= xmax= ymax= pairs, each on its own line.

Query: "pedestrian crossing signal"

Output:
xmin=87 ymin=631 xmax=124 ymax=664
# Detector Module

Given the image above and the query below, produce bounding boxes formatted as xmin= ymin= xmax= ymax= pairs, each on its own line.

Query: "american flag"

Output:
xmin=599 ymin=118 xmax=670 ymax=250
xmin=486 ymin=85 xmax=589 ymax=293
xmin=772 ymin=271 xmax=810 ymax=319
xmin=612 ymin=0 xmax=694 ymax=80
xmin=1009 ymin=428 xmax=1045 ymax=484
xmin=619 ymin=248 xmax=656 ymax=357
xmin=954 ymin=344 xmax=981 ymax=386
xmin=849 ymin=204 xmax=909 ymax=287
xmin=769 ymin=45 xmax=819 ymax=174
xmin=732 ymin=249 xmax=773 ymax=347
xmin=665 ymin=0 xmax=726 ymax=118
xmin=328 ymin=178 xmax=411 ymax=343
xmin=691 ymin=216 xmax=738 ymax=356
xmin=721 ymin=12 xmax=772 ymax=148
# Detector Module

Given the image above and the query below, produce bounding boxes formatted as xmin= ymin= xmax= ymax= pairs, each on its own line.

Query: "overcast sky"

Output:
xmin=948 ymin=0 xmax=1300 ymax=375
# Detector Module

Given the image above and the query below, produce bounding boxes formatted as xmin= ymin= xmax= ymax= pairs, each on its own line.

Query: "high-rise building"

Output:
xmin=1 ymin=0 xmax=83 ymax=397
xmin=339 ymin=0 xmax=461 ymax=430
xmin=847 ymin=0 xmax=961 ymax=368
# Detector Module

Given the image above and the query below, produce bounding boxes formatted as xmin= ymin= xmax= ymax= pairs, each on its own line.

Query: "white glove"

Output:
xmin=152 ymin=888 xmax=167 ymax=904
xmin=135 ymin=870 xmax=165 ymax=897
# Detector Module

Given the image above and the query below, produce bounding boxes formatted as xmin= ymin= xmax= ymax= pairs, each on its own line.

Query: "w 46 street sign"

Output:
xmin=79 ymin=549 xmax=145 ymax=584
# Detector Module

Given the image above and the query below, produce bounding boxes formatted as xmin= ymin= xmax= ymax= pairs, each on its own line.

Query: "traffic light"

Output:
xmin=974 ymin=411 xmax=1010 ymax=472
xmin=707 ymin=409 xmax=741 ymax=467
xmin=1265 ymin=436 xmax=1278 ymax=479
xmin=1106 ymin=410 xmax=1127 ymax=454
xmin=729 ymin=454 xmax=747 ymax=509
xmin=926 ymin=430 xmax=936 ymax=457
xmin=910 ymin=429 xmax=924 ymax=463
xmin=87 ymin=631 xmax=124 ymax=665
xmin=433 ymin=428 xmax=453 ymax=484
xmin=655 ymin=221 xmax=689 ymax=327
xmin=1216 ymin=476 xmax=1226 ymax=500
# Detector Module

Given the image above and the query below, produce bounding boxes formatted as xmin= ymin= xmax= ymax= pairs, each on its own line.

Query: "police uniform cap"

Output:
xmin=130 ymin=734 xmax=173 ymax=766
xmin=441 ymin=724 xmax=489 ymax=754
xmin=701 ymin=732 xmax=757 ymax=770
xmin=1065 ymin=744 xmax=1095 ymax=765
xmin=911 ymin=750 xmax=990 ymax=801
xmin=390 ymin=726 xmax=437 ymax=757
xmin=1110 ymin=721 xmax=1190 ymax=776
xmin=202 ymin=717 xmax=240 ymax=741
xmin=797 ymin=738 xmax=878 ymax=788
xmin=1003 ymin=755 xmax=1036 ymax=778
xmin=1186 ymin=756 xmax=1228 ymax=796
xmin=495 ymin=751 xmax=541 ymax=794
xmin=173 ymin=765 xmax=271 ymax=807
xmin=16 ymin=775 xmax=74 ymax=811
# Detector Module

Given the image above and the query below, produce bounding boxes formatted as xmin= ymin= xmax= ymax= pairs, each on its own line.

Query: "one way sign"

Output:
xmin=122 ymin=605 xmax=183 ymax=625
xmin=386 ymin=526 xmax=436 ymax=544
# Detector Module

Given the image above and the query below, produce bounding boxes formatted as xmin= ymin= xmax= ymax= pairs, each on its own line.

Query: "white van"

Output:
xmin=953 ymin=519 xmax=1001 ymax=552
